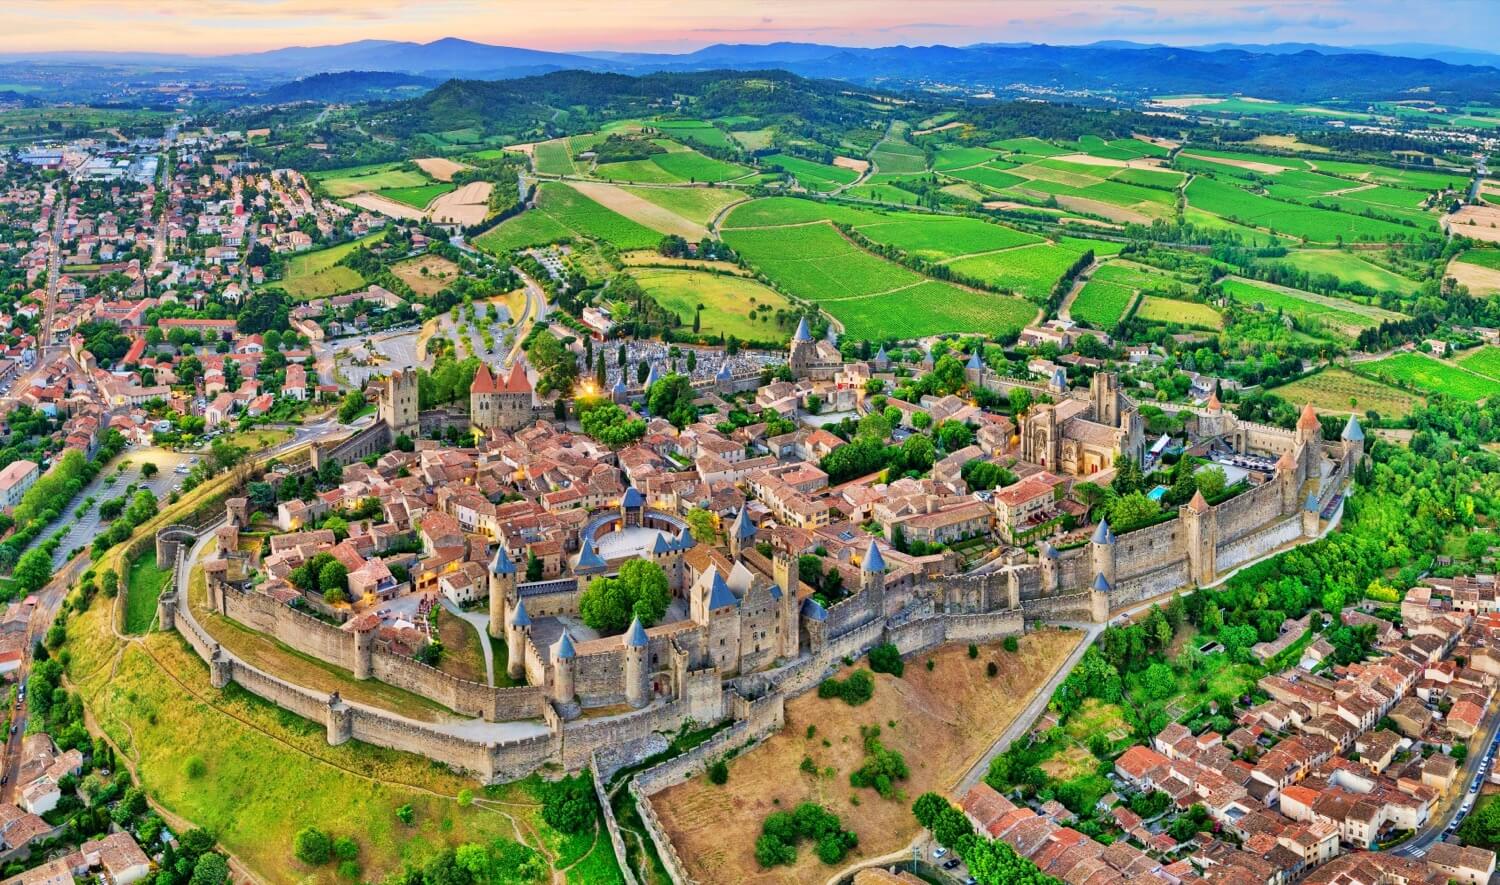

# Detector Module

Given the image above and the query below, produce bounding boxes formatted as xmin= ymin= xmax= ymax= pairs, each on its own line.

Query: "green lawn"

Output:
xmin=123 ymin=554 xmax=174 ymax=634
xmin=311 ymin=163 xmax=430 ymax=198
xmin=271 ymin=232 xmax=384 ymax=300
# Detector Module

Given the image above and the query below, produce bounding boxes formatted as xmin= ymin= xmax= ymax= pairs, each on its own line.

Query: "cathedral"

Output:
xmin=1019 ymin=372 xmax=1146 ymax=476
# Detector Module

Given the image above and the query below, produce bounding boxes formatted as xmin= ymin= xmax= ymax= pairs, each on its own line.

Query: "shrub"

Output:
xmin=293 ymin=827 xmax=331 ymax=865
xmin=395 ymin=804 xmax=414 ymax=825
xmin=849 ymin=726 xmax=910 ymax=800
xmin=817 ymin=669 xmax=875 ymax=706
xmin=926 ymin=658 xmax=935 ymax=671
xmin=183 ymin=756 xmax=206 ymax=779
xmin=868 ymin=643 xmax=904 ymax=677
xmin=1004 ymin=635 xmax=1020 ymax=652
xmin=337 ymin=861 xmax=361 ymax=881
xmin=968 ymin=643 xmax=979 ymax=659
xmin=332 ymin=837 xmax=359 ymax=862
xmin=539 ymin=773 xmax=597 ymax=834
xmin=707 ymin=760 xmax=729 ymax=785
xmin=755 ymin=802 xmax=858 ymax=868
xmin=986 ymin=661 xmax=999 ymax=678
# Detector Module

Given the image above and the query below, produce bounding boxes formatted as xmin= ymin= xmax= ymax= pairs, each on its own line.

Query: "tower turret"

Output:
xmin=774 ymin=544 xmax=800 ymax=658
xmin=506 ymin=599 xmax=531 ymax=682
xmin=624 ymin=617 xmax=649 ymax=708
xmin=728 ymin=506 xmax=757 ymax=560
xmin=1090 ymin=518 xmax=1116 ymax=589
xmin=1182 ymin=490 xmax=1217 ymax=585
xmin=861 ymin=538 xmax=887 ymax=619
xmin=550 ymin=629 xmax=576 ymax=706
xmin=1340 ymin=413 xmax=1365 ymax=466
xmin=488 ymin=544 xmax=517 ymax=639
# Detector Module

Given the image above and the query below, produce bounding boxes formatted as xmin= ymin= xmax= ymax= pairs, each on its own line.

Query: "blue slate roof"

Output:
xmin=966 ymin=350 xmax=984 ymax=371
xmin=1092 ymin=519 xmax=1115 ymax=545
xmin=651 ymin=531 xmax=672 ymax=556
xmin=490 ymin=545 xmax=516 ymax=576
xmin=1039 ymin=542 xmax=1060 ymax=559
xmin=1052 ymin=368 xmax=1068 ymax=389
xmin=576 ymin=536 xmax=606 ymax=570
xmin=768 ymin=583 xmax=783 ymax=601
xmin=645 ymin=363 xmax=661 ymax=388
xmin=717 ymin=363 xmax=733 ymax=381
xmin=1342 ymin=414 xmax=1364 ymax=442
xmin=792 ymin=316 xmax=813 ymax=342
xmin=1305 ymin=493 xmax=1321 ymax=513
xmin=862 ymin=539 xmax=887 ymax=573
xmin=731 ymin=506 xmax=757 ymax=540
xmin=874 ymin=344 xmax=888 ymax=362
xmin=553 ymin=630 xmax=576 ymax=660
xmin=612 ymin=379 xmax=627 ymax=394
xmin=801 ymin=597 xmax=828 ymax=621
xmin=1092 ymin=573 xmax=1113 ymax=592
xmin=706 ymin=567 xmax=738 ymax=609
xmin=625 ymin=617 xmax=649 ymax=647
xmin=509 ymin=599 xmax=531 ymax=628
xmin=621 ymin=487 xmax=644 ymax=508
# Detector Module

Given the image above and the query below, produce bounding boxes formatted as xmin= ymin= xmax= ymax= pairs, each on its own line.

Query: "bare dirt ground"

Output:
xmin=1152 ymin=96 xmax=1223 ymax=108
xmin=1134 ymin=134 xmax=1180 ymax=150
xmin=428 ymin=181 xmax=492 ymax=226
xmin=414 ymin=157 xmax=468 ymax=182
xmin=392 ymin=254 xmax=464 ymax=297
xmin=1447 ymin=256 xmax=1500 ymax=296
xmin=502 ymin=142 xmax=537 ymax=157
xmin=982 ymin=200 xmax=1062 ymax=214
xmin=1178 ymin=152 xmax=1289 ymax=175
xmin=1444 ymin=204 xmax=1500 ymax=243
xmin=1061 ymin=217 xmax=1117 ymax=229
xmin=564 ymin=180 xmax=704 ymax=239
xmin=346 ymin=192 xmax=426 ymax=220
xmin=833 ymin=156 xmax=871 ymax=173
xmin=1052 ymin=194 xmax=1156 ymax=224
xmin=651 ymin=629 xmax=1082 ymax=885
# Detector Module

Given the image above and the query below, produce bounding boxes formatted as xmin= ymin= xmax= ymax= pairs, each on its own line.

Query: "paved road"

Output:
xmin=1395 ymin=702 xmax=1500 ymax=858
xmin=40 ymin=181 xmax=67 ymax=360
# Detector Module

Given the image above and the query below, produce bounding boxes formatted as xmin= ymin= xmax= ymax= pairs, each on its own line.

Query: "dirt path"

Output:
xmin=1055 ymin=259 xmax=1103 ymax=322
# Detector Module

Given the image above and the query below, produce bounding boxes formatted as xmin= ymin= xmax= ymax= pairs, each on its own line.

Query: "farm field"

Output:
xmin=626 ymin=186 xmax=744 ymax=227
xmin=1450 ymin=250 xmax=1500 ymax=296
xmin=1264 ymin=250 xmax=1420 ymax=295
xmin=720 ymin=197 xmax=888 ymax=230
xmin=1070 ymin=279 xmax=1137 ymax=328
xmin=1134 ymin=296 xmax=1223 ymax=329
xmin=845 ymin=184 xmax=920 ymax=206
xmin=391 ymin=254 xmax=463 ymax=297
xmin=931 ymin=145 xmax=999 ymax=171
xmin=534 ymin=138 xmax=579 ymax=175
xmin=1220 ymin=277 xmax=1405 ymax=340
xmin=271 ymin=232 xmax=384 ymax=300
xmin=1185 ymin=177 xmax=1428 ymax=242
xmin=311 ymin=163 xmax=430 ymax=198
xmin=1268 ymin=368 xmax=1422 ymax=419
xmin=413 ymin=157 xmax=467 ymax=181
xmin=991 ymin=136 xmax=1067 ymax=157
xmin=1457 ymin=346 xmax=1500 ymax=382
xmin=377 ymin=183 xmax=453 ymax=209
xmin=652 ymin=149 xmax=754 ymax=183
xmin=943 ymin=242 xmax=1089 ymax=301
xmin=649 ymin=120 xmax=734 ymax=149
xmin=1357 ymin=352 xmax=1498 ymax=401
xmin=475 ymin=182 xmax=662 ymax=253
xmin=651 ymin=631 xmax=1081 ymax=885
xmin=563 ymin=180 xmax=707 ymax=239
xmin=851 ymin=215 xmax=1041 ymax=260
xmin=629 ymin=268 xmax=794 ymax=343
xmin=761 ymin=154 xmax=859 ymax=192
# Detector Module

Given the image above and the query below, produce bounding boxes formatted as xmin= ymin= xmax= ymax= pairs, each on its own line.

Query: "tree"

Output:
xmin=293 ymin=827 xmax=332 ymax=865
xmin=686 ymin=508 xmax=717 ymax=544
xmin=935 ymin=420 xmax=974 ymax=452
xmin=1143 ymin=662 xmax=1176 ymax=700
xmin=1195 ymin=465 xmax=1228 ymax=499
xmin=319 ymin=561 xmax=349 ymax=604
xmin=13 ymin=548 xmax=53 ymax=594
xmin=141 ymin=462 xmax=159 ymax=479
xmin=578 ymin=559 xmax=671 ymax=633
xmin=337 ymin=391 xmax=366 ymax=424
xmin=707 ymin=760 xmax=729 ymax=785
xmin=188 ymin=853 xmax=229 ymax=885
xmin=540 ymin=774 xmax=596 ymax=834
xmin=647 ymin=373 xmax=697 ymax=428
xmin=576 ymin=398 xmax=645 ymax=449
xmin=525 ymin=550 xmax=543 ymax=582
xmin=868 ymin=643 xmax=904 ymax=677
xmin=1108 ymin=491 xmax=1162 ymax=533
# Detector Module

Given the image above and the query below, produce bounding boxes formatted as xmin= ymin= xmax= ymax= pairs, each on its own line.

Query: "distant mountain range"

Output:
xmin=6 ymin=38 xmax=1500 ymax=104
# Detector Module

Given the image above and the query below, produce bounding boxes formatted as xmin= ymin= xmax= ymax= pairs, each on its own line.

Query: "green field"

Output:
xmin=1220 ymin=277 xmax=1403 ymax=339
xmin=1457 ymin=346 xmax=1500 ymax=382
xmin=1070 ymin=279 xmax=1136 ymax=328
xmin=846 ymin=184 xmax=921 ymax=205
xmin=377 ymin=183 xmax=454 ymax=210
xmin=1265 ymin=250 xmax=1421 ymax=295
xmin=722 ymin=210 xmax=1035 ymax=338
xmin=630 ymin=268 xmax=794 ymax=342
xmin=1135 ymin=296 xmax=1223 ymax=329
xmin=272 ymin=232 xmax=384 ymax=300
xmin=1186 ymin=177 xmax=1428 ymax=243
xmin=869 ymin=132 xmax=928 ymax=175
xmin=650 ymin=120 xmax=734 ymax=149
xmin=534 ymin=139 xmax=579 ymax=175
xmin=943 ymin=165 xmax=1028 ymax=190
xmin=628 ymin=186 xmax=744 ymax=226
xmin=944 ymin=242 xmax=1089 ymax=300
xmin=991 ymin=137 xmax=1066 ymax=157
xmin=852 ymin=215 xmax=1040 ymax=260
xmin=475 ymin=182 xmax=661 ymax=253
xmin=761 ymin=154 xmax=859 ymax=192
xmin=1270 ymin=368 xmax=1421 ymax=419
xmin=931 ymin=146 xmax=1000 ymax=171
xmin=1357 ymin=352 xmax=1499 ymax=400
xmin=123 ymin=554 xmax=174 ymax=634
xmin=720 ymin=197 xmax=887 ymax=229
xmin=1458 ymin=250 xmax=1500 ymax=271
xmin=652 ymin=149 xmax=754 ymax=183
xmin=311 ymin=163 xmax=430 ymax=198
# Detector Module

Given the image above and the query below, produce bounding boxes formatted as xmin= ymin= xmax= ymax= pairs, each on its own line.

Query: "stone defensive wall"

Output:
xmin=213 ymin=584 xmax=548 ymax=722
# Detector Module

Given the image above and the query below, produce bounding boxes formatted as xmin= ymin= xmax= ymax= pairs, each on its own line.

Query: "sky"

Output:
xmin=3 ymin=0 xmax=1497 ymax=55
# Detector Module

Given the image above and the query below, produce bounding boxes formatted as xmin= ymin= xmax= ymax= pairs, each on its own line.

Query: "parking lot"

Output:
xmin=44 ymin=445 xmax=193 ymax=568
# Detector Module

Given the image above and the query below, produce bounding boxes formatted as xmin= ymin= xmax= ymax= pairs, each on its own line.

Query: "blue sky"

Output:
xmin=4 ymin=0 xmax=1498 ymax=54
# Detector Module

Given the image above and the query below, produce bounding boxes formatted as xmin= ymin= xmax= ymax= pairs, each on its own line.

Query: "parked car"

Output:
xmin=933 ymin=847 xmax=947 ymax=859
xmin=943 ymin=859 xmax=961 ymax=870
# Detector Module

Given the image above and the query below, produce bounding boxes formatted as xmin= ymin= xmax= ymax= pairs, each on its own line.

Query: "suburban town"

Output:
xmin=1 ymin=4 xmax=1500 ymax=885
